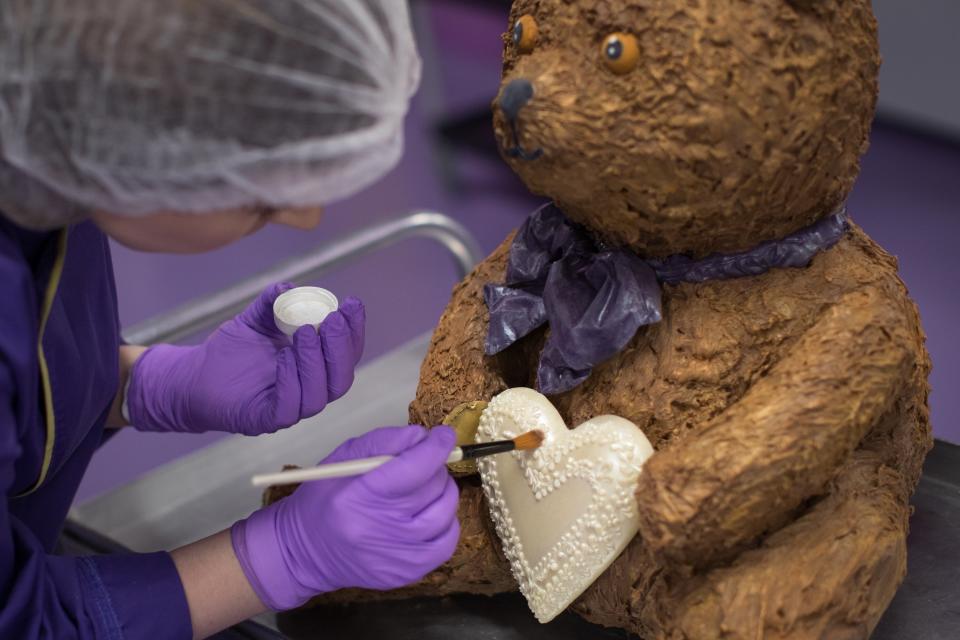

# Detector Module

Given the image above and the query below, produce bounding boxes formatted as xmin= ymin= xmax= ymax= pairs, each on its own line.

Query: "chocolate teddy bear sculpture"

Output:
xmin=268 ymin=1 xmax=931 ymax=637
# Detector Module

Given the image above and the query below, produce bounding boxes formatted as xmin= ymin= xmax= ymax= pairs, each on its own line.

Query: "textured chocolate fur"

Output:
xmin=494 ymin=0 xmax=880 ymax=258
xmin=268 ymin=1 xmax=931 ymax=637
xmin=398 ymin=224 xmax=930 ymax=639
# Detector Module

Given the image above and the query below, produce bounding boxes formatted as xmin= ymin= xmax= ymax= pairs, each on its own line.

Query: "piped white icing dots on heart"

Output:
xmin=477 ymin=388 xmax=655 ymax=623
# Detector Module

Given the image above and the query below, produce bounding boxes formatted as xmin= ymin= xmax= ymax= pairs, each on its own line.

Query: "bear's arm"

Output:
xmin=633 ymin=284 xmax=920 ymax=567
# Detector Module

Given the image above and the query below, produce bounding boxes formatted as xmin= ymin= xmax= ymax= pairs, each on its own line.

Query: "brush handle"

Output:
xmin=251 ymin=440 xmax=521 ymax=488
xmin=251 ymin=455 xmax=395 ymax=487
xmin=253 ymin=449 xmax=467 ymax=488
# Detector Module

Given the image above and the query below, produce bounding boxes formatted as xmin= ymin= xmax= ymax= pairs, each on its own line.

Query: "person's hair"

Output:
xmin=0 ymin=0 xmax=421 ymax=229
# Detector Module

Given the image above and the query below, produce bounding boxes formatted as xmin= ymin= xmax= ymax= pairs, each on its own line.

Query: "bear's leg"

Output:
xmin=663 ymin=447 xmax=909 ymax=640
xmin=569 ymin=445 xmax=910 ymax=640
xmin=657 ymin=391 xmax=930 ymax=640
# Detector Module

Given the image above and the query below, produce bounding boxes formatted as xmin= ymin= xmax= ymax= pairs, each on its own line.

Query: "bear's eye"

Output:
xmin=601 ymin=32 xmax=640 ymax=75
xmin=512 ymin=14 xmax=539 ymax=54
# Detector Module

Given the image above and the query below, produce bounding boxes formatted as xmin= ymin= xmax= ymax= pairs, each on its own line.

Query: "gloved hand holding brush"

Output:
xmin=231 ymin=425 xmax=460 ymax=610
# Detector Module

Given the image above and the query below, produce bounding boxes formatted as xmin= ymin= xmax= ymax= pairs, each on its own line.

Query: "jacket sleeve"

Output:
xmin=0 ymin=365 xmax=192 ymax=639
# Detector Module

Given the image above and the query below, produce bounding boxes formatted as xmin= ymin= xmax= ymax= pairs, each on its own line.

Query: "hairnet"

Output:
xmin=0 ymin=0 xmax=421 ymax=229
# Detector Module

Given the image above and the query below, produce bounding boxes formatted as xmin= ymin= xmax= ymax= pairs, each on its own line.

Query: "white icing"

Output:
xmin=477 ymin=388 xmax=655 ymax=623
xmin=281 ymin=300 xmax=330 ymax=325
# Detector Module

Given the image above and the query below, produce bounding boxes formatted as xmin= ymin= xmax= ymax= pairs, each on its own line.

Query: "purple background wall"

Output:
xmin=75 ymin=3 xmax=960 ymax=503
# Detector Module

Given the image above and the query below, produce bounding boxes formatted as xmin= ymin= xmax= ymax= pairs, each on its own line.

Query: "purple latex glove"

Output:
xmin=126 ymin=282 xmax=364 ymax=435
xmin=231 ymin=425 xmax=460 ymax=610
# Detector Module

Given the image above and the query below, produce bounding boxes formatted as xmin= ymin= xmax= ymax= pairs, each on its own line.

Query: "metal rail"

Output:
xmin=122 ymin=212 xmax=484 ymax=346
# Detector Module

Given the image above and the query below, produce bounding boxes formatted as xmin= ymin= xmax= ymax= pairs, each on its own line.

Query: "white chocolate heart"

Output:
xmin=477 ymin=388 xmax=655 ymax=623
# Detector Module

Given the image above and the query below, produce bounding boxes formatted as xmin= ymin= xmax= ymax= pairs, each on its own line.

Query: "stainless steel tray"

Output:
xmin=70 ymin=336 xmax=960 ymax=639
xmin=70 ymin=335 xmax=432 ymax=634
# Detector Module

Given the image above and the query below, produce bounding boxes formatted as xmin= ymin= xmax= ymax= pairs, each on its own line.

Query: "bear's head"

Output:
xmin=492 ymin=0 xmax=879 ymax=258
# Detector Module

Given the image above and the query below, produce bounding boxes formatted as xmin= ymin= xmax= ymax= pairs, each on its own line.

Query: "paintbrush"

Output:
xmin=251 ymin=430 xmax=545 ymax=488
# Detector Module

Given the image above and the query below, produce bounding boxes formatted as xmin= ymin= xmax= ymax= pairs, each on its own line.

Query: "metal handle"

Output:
xmin=122 ymin=212 xmax=484 ymax=346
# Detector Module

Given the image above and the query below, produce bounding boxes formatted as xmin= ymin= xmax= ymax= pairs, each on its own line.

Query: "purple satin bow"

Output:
xmin=484 ymin=204 xmax=848 ymax=395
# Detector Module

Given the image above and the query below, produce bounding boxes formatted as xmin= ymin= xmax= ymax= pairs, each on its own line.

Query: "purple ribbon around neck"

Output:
xmin=484 ymin=203 xmax=849 ymax=395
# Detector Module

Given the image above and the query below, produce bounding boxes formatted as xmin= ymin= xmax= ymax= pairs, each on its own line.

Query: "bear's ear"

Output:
xmin=786 ymin=0 xmax=821 ymax=9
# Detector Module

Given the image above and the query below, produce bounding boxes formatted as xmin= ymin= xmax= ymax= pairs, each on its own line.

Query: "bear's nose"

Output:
xmin=499 ymin=78 xmax=534 ymax=121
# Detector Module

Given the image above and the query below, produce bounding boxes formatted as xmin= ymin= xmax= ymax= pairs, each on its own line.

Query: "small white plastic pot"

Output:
xmin=272 ymin=286 xmax=339 ymax=337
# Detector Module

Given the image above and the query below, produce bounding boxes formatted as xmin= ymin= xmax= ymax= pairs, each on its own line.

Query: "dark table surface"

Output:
xmin=872 ymin=440 xmax=960 ymax=639
xmin=61 ymin=441 xmax=960 ymax=639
